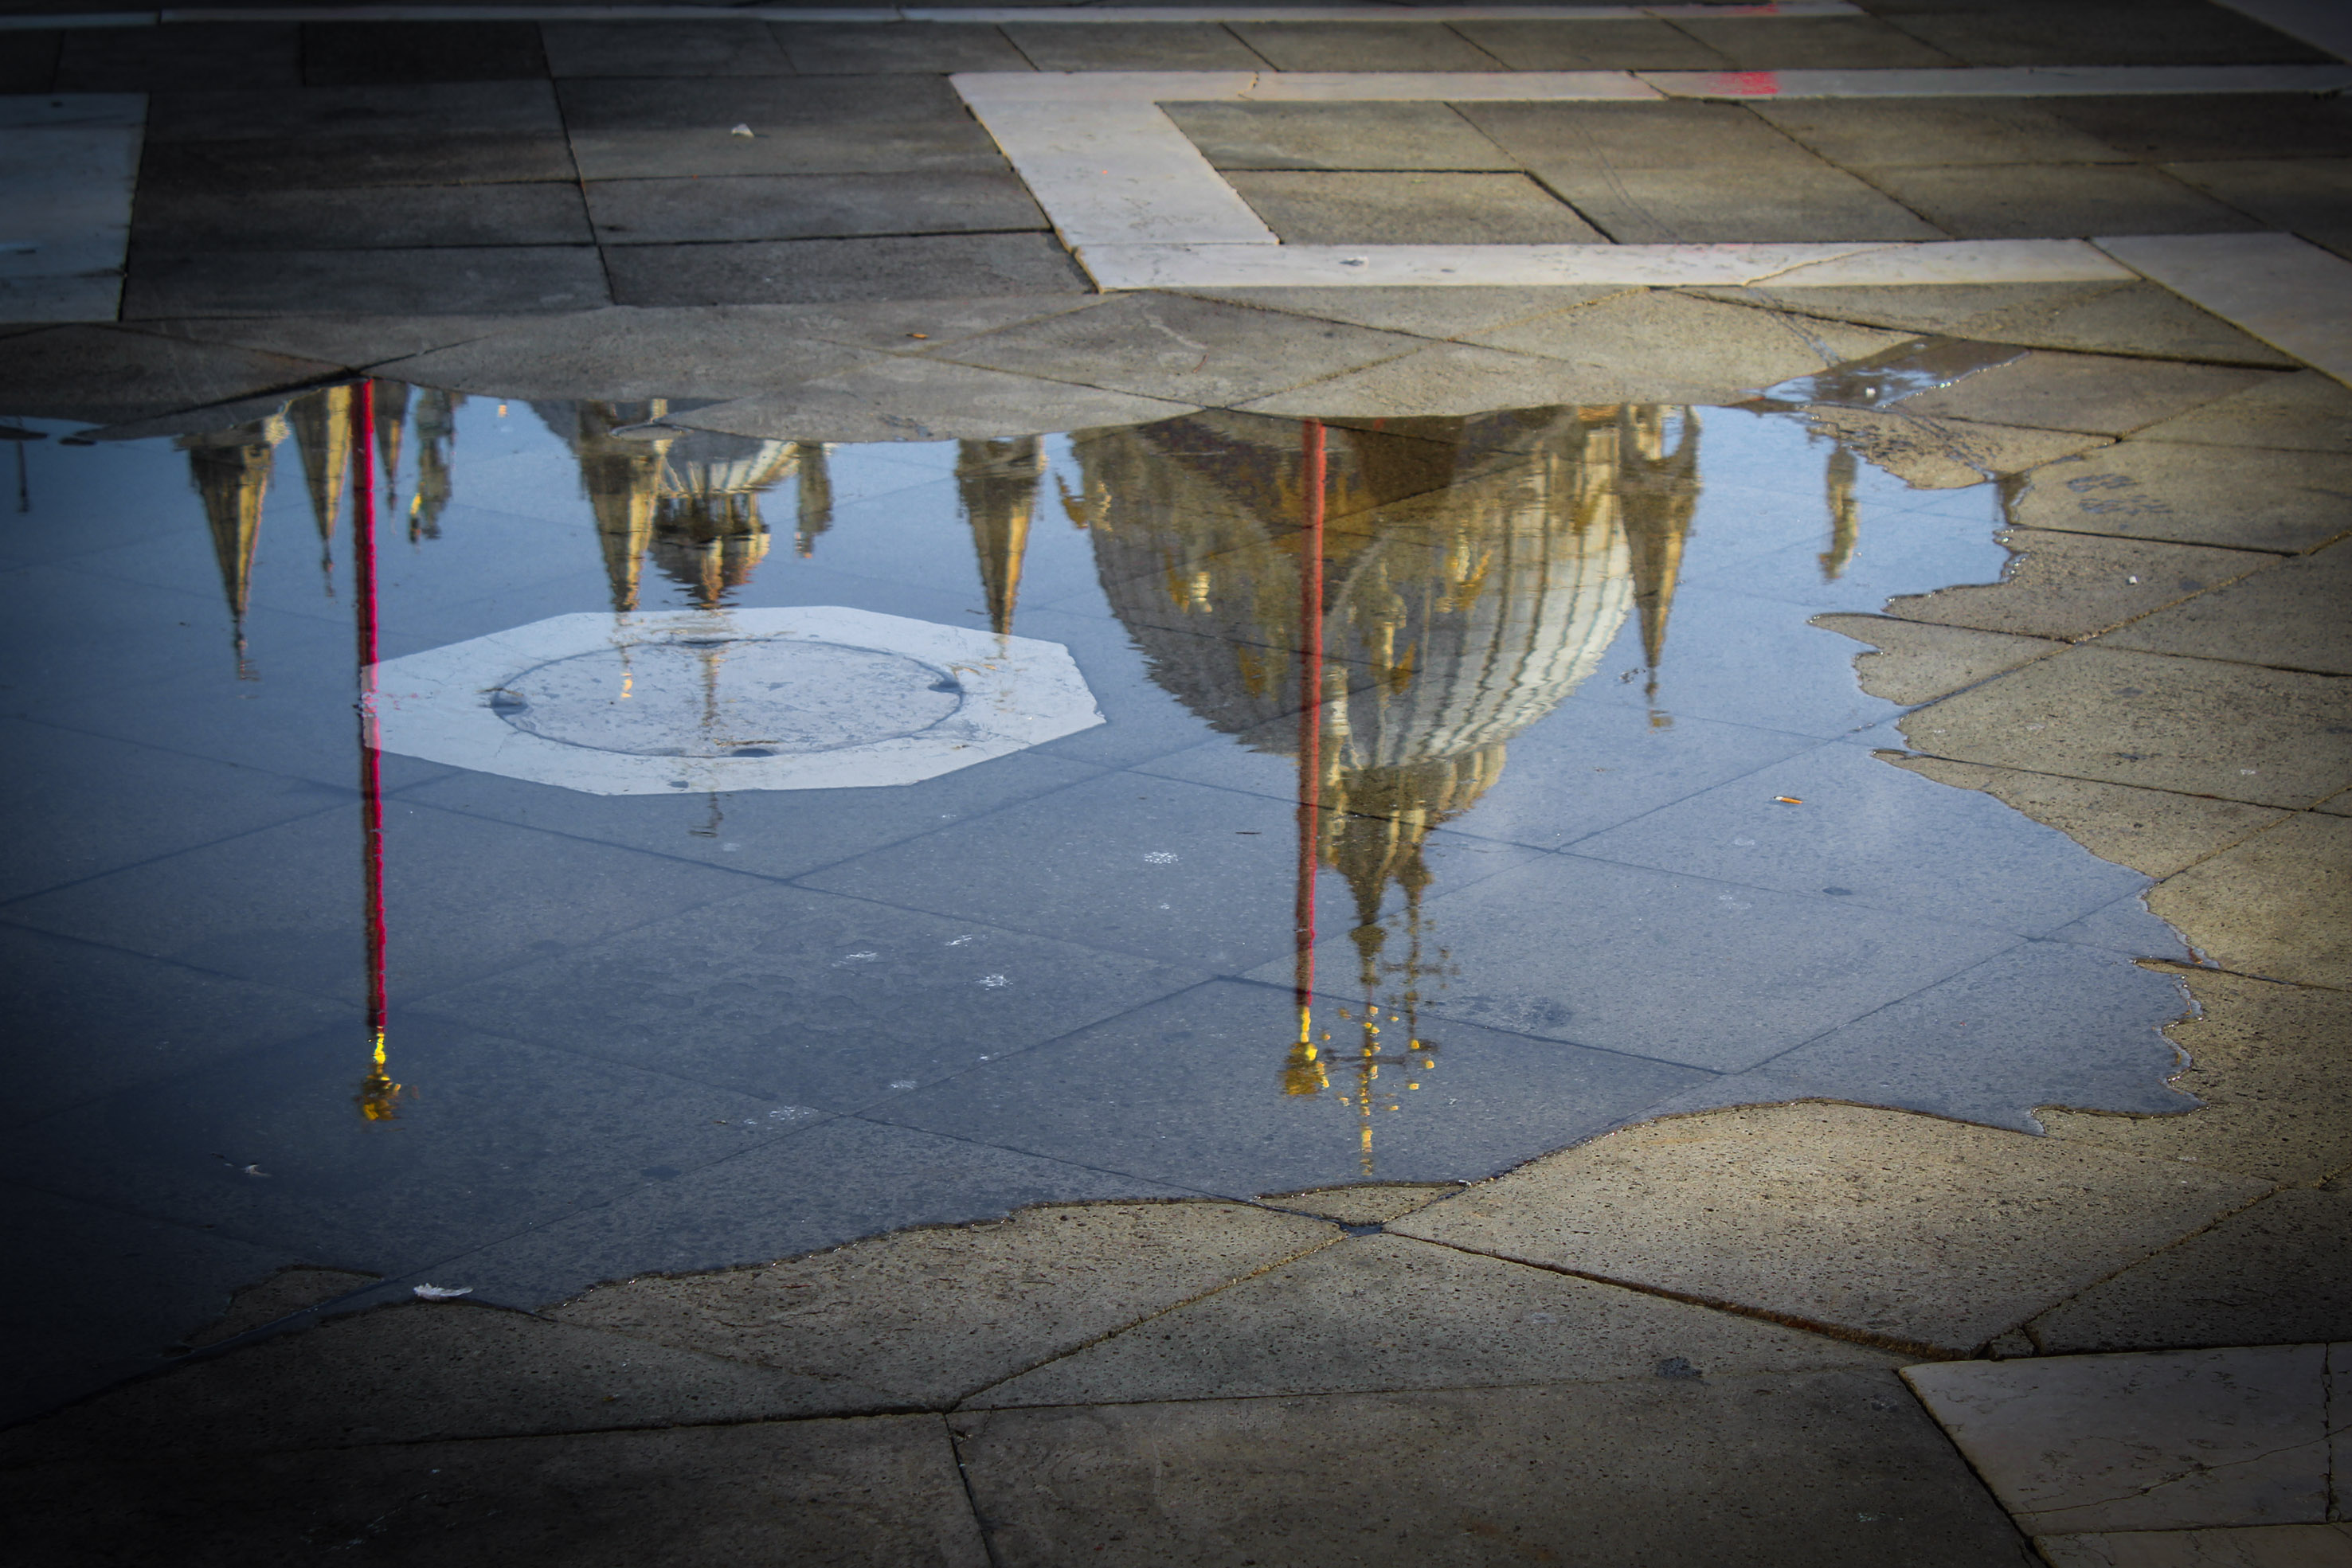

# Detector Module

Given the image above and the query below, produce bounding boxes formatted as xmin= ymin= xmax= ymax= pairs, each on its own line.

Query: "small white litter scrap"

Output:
xmin=729 ymin=123 xmax=755 ymax=137
xmin=413 ymin=1284 xmax=474 ymax=1300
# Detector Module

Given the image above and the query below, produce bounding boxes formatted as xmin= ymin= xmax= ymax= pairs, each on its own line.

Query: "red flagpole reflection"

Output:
xmin=1285 ymin=420 xmax=1328 ymax=1095
xmin=352 ymin=381 xmax=398 ymax=1120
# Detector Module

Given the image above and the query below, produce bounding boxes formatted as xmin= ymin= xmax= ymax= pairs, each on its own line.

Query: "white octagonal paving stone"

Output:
xmin=370 ymin=608 xmax=1103 ymax=796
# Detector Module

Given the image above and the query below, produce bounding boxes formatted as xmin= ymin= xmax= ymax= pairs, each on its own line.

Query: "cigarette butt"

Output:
xmin=1774 ymin=796 xmax=1803 ymax=804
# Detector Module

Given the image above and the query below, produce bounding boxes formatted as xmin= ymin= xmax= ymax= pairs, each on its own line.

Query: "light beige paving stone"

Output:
xmin=1225 ymin=170 xmax=1606 ymax=244
xmin=1885 ymin=757 xmax=2289 ymax=879
xmin=951 ymin=1371 xmax=2038 ymax=1567
xmin=2026 ymin=1188 xmax=2352 ymax=1354
xmin=2151 ymin=812 xmax=2352 ymax=988
xmin=182 ymin=1265 xmax=376 ymax=1348
xmin=1391 ymin=1103 xmax=2269 ymax=1356
xmin=1899 ymin=647 xmax=2352 ymax=809
xmin=1803 ymin=404 xmax=2111 ymax=488
xmin=1816 ymin=613 xmax=2068 ymax=703
xmin=0 ymin=1302 xmax=891 ymax=1468
xmin=2010 ymin=443 xmax=2352 ymax=555
xmin=1466 ymin=291 xmax=1912 ymax=397
xmin=1904 ymin=1346 xmax=2334 ymax=1533
xmin=2134 ymin=369 xmax=2352 ymax=455
xmin=2041 ymin=969 xmax=2352 ymax=1188
xmin=1260 ymin=1183 xmax=1454 ymax=1225
xmin=552 ymin=1202 xmax=1340 ymax=1406
xmin=151 ymin=314 xmax=527 ymax=371
xmin=1179 ymin=283 xmax=1630 ymax=342
xmin=0 ymin=325 xmax=339 ymax=426
xmin=376 ymin=307 xmax=872 ymax=401
xmin=1238 ymin=340 xmax=1666 ymax=418
xmin=1896 ymin=353 xmax=2279 ymax=437
xmin=672 ymin=356 xmax=1198 ymax=444
xmin=1694 ymin=283 xmax=2298 ymax=367
xmin=7 ymin=1414 xmax=986 ymax=1568
xmin=2097 ymin=541 xmax=2352 ymax=675
xmin=969 ymin=1233 xmax=1901 ymax=1409
xmin=2036 ymin=1523 xmax=2352 ymax=1567
xmin=1885 ymin=527 xmax=2280 ymax=643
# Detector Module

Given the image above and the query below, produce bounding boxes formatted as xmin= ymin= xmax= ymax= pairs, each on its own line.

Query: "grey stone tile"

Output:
xmin=1262 ymin=1185 xmax=1452 ymax=1225
xmin=777 ymin=22 xmax=1031 ymax=76
xmin=2166 ymin=158 xmax=2352 ymax=256
xmin=1165 ymin=101 xmax=1517 ymax=172
xmin=605 ymin=233 xmax=1084 ymax=307
xmin=587 ymin=170 xmax=1043 ymax=244
xmin=2154 ymin=811 xmax=2352 ymax=989
xmin=542 ymin=20 xmax=791 ymax=77
xmin=413 ymin=1116 xmax=1196 ymax=1308
xmin=2135 ymin=370 xmax=2352 ymax=455
xmin=555 ymin=1201 xmax=1339 ymax=1406
xmin=1816 ymin=616 xmax=2068 ymax=704
xmin=1896 ymin=354 xmax=2276 ymax=438
xmin=55 ymin=22 xmax=300 ymax=91
xmin=0 ymin=1183 xmax=300 ymax=1426
xmin=133 ymin=183 xmax=593 ymax=251
xmin=720 ymin=294 xmax=1104 ymax=354
xmin=2029 ymin=1187 xmax=2352 ymax=1354
xmin=1905 ymin=1346 xmax=2330 ymax=1533
xmin=420 ymin=881 xmax=1206 ymax=1110
xmin=0 ymin=326 xmax=337 ymax=426
xmin=2097 ymin=540 xmax=2352 ymax=675
xmin=1258 ymin=847 xmax=2021 ymax=1072
xmin=872 ymin=980 xmax=1709 ymax=1198
xmin=1466 ymin=293 xmax=1912 ymax=401
xmin=2044 ymin=94 xmax=2352 ymax=165
xmin=148 ymin=81 xmax=562 ymax=143
xmin=2008 ymin=442 xmax=2352 ymax=554
xmin=974 ymin=1233 xmax=1898 ymax=1409
xmin=1886 ymin=757 xmax=2288 ymax=881
xmin=0 ymin=29 xmax=57 ymax=92
xmin=1000 ymin=21 xmax=1266 ymax=71
xmin=934 ymin=291 xmax=1423 ymax=407
xmin=145 ymin=313 xmax=534 ymax=371
xmin=370 ymin=304 xmax=865 ymax=399
xmin=183 ymin=1265 xmax=376 ymax=1347
xmin=1701 ymin=281 xmax=2298 ymax=366
xmin=558 ymin=72 xmax=966 ymax=133
xmin=953 ymin=1372 xmax=2037 ymax=1566
xmin=1671 ymin=14 xmax=1959 ymax=68
xmin=1227 ymin=21 xmax=1501 ymax=71
xmin=571 ymin=120 xmax=1009 ymax=180
xmin=1573 ymin=739 xmax=2154 ymax=937
xmin=2035 ymin=1524 xmax=2352 ymax=1566
xmin=1395 ymin=1101 xmax=2269 ymax=1355
xmin=1751 ymin=98 xmax=2125 ymax=169
xmin=1902 ymin=647 xmax=2352 ymax=810
xmin=1862 ymin=163 xmax=2261 ymax=240
xmin=1887 ymin=527 xmax=2280 ymax=643
xmin=6 ymin=1414 xmax=988 ymax=1568
xmin=3 ymin=1300 xmax=892 ymax=1465
xmin=301 ymin=21 xmax=549 ymax=86
xmin=1450 ymin=17 xmax=1728 ymax=71
xmin=674 ymin=352 xmax=1188 ymax=442
xmin=1176 ymin=284 xmax=1629 ymax=341
xmin=1888 ymin=6 xmax=2332 ymax=66
xmin=124 ymin=246 xmax=610 ymax=319
xmin=1227 ymin=170 xmax=1603 ymax=244
xmin=139 ymin=133 xmax=578 ymax=192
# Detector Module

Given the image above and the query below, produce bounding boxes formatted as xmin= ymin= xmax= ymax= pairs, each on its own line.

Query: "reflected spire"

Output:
xmin=408 ymin=388 xmax=461 ymax=543
xmin=182 ymin=416 xmax=284 ymax=678
xmin=957 ymin=437 xmax=1045 ymax=635
xmin=792 ymin=441 xmax=834 ymax=557
xmin=372 ymin=380 xmax=410 ymax=514
xmin=1618 ymin=406 xmax=1701 ymax=718
xmin=1821 ymin=443 xmax=1860 ymax=582
xmin=288 ymin=385 xmax=351 ymax=596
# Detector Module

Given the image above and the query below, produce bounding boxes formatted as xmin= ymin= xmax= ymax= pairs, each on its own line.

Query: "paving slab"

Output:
xmin=970 ymin=1232 xmax=1901 ymax=1408
xmin=1866 ymin=162 xmax=2260 ymax=240
xmin=123 ymin=245 xmax=610 ymax=319
xmin=951 ymin=1371 xmax=2039 ymax=1566
xmin=54 ymin=21 xmax=300 ymax=92
xmin=1465 ymin=291 xmax=1912 ymax=400
xmin=542 ymin=19 xmax=793 ymax=77
xmin=569 ymin=120 xmax=1009 ymax=179
xmin=1227 ymin=169 xmax=1603 ymax=243
xmin=147 ymin=81 xmax=562 ymax=143
xmin=1815 ymin=613 xmax=2068 ymax=703
xmin=2096 ymin=539 xmax=2352 ymax=675
xmin=2152 ymin=811 xmax=2352 ymax=987
xmin=1237 ymin=338 xmax=1680 ymax=416
xmin=1177 ymin=283 xmax=1630 ymax=339
xmin=585 ymin=170 xmax=1046 ymax=244
xmin=1750 ymin=97 xmax=2125 ymax=168
xmin=1888 ymin=6 xmax=2334 ymax=68
xmin=2041 ymin=93 xmax=2352 ymax=165
xmin=2027 ymin=1187 xmax=2352 ymax=1354
xmin=149 ymin=312 xmax=541 ymax=371
xmin=1902 ymin=646 xmax=2352 ymax=809
xmin=1802 ymin=406 xmax=2111 ymax=489
xmin=1392 ymin=1102 xmax=2270 ymax=1355
xmin=553 ymin=1202 xmax=1339 ymax=1406
xmin=1546 ymin=159 xmax=1947 ymax=243
xmin=777 ymin=22 xmax=1033 ymax=76
xmin=2133 ymin=369 xmax=2352 ymax=453
xmin=2013 ymin=440 xmax=2352 ymax=556
xmin=1452 ymin=16 xmax=1728 ymax=71
xmin=301 ymin=20 xmax=548 ymax=86
xmin=0 ymin=1300 xmax=894 ymax=1467
xmin=674 ymin=352 xmax=1196 ymax=442
xmin=2035 ymin=1524 xmax=2352 ymax=1566
xmin=1895 ymin=352 xmax=2276 ymax=436
xmin=2166 ymin=157 xmax=2352 ymax=257
xmin=366 ymin=304 xmax=875 ymax=399
xmin=139 ymin=132 xmax=580 ymax=192
xmin=1001 ymin=20 xmax=1268 ymax=70
xmin=183 ymin=1265 xmax=378 ymax=1347
xmin=558 ymin=73 xmax=971 ymax=133
xmin=1884 ymin=526 xmax=2280 ymax=642
xmin=1670 ymin=14 xmax=1959 ymax=68
xmin=605 ymin=233 xmax=1086 ymax=307
xmin=1260 ymin=1183 xmax=1454 ymax=1225
xmin=1227 ymin=20 xmax=1502 ymax=71
xmin=0 ymin=31 xmax=57 ymax=93
xmin=1704 ymin=280 xmax=2298 ymax=366
xmin=1164 ymin=100 xmax=1518 ymax=173
xmin=1904 ymin=1345 xmax=2333 ymax=1533
xmin=6 ymin=1414 xmax=988 ymax=1568
xmin=0 ymin=324 xmax=339 ymax=425
xmin=1887 ymin=757 xmax=2290 ymax=880
xmin=131 ymin=182 xmax=594 ymax=251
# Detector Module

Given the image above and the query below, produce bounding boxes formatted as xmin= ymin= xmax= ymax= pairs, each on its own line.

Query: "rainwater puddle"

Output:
xmin=0 ymin=385 xmax=2194 ymax=1343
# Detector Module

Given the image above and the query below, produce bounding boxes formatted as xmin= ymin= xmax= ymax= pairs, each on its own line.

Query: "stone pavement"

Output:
xmin=4 ymin=2 xmax=2351 ymax=1565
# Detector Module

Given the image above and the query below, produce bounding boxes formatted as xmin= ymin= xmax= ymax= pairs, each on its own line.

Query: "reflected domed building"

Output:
xmin=1070 ymin=407 xmax=1701 ymax=1167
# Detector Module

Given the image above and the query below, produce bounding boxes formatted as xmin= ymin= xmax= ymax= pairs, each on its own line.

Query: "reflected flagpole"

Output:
xmin=1286 ymin=419 xmax=1328 ymax=1096
xmin=352 ymin=381 xmax=398 ymax=1120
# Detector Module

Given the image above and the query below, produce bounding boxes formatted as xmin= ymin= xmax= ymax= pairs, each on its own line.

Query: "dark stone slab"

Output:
xmin=123 ymin=246 xmax=610 ymax=319
xmin=2045 ymin=92 xmax=2352 ymax=162
xmin=1166 ymin=102 xmax=1520 ymax=172
xmin=776 ymin=21 xmax=1031 ymax=75
xmin=1450 ymin=17 xmax=1728 ymax=70
xmin=556 ymin=72 xmax=967 ymax=131
xmin=569 ymin=121 xmax=1008 ymax=180
xmin=1226 ymin=21 xmax=1503 ymax=72
xmin=134 ymin=182 xmax=593 ymax=250
xmin=2167 ymin=157 xmax=2352 ymax=260
xmin=604 ymin=233 xmax=1086 ymax=307
xmin=148 ymin=81 xmax=563 ymax=143
xmin=1668 ymin=14 xmax=1959 ymax=68
xmin=1000 ymin=21 xmax=1268 ymax=71
xmin=1863 ymin=162 xmax=2266 ymax=240
xmin=587 ymin=170 xmax=1045 ymax=244
xmin=1750 ymin=97 xmax=2128 ymax=170
xmin=542 ymin=19 xmax=792 ymax=77
xmin=1885 ymin=4 xmax=2333 ymax=65
xmin=0 ymin=324 xmax=338 ymax=424
xmin=0 ymin=28 xmax=57 ymax=92
xmin=1227 ymin=170 xmax=1605 ymax=244
xmin=56 ymin=22 xmax=299 ymax=92
xmin=300 ymin=21 xmax=550 ymax=85
xmin=140 ymin=133 xmax=577 ymax=191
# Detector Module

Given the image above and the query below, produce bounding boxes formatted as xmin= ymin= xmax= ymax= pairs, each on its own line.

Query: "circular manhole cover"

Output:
xmin=493 ymin=638 xmax=963 ymax=757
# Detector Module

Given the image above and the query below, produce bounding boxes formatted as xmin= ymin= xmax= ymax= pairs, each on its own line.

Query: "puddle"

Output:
xmin=0 ymin=378 xmax=2196 ymax=1369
